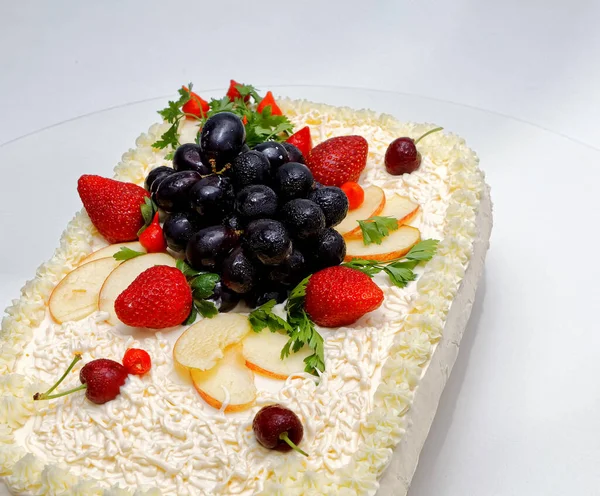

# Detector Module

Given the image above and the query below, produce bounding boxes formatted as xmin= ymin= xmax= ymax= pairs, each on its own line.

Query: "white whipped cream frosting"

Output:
xmin=0 ymin=98 xmax=485 ymax=495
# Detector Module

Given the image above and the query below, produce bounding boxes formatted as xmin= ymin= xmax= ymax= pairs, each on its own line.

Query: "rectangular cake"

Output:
xmin=0 ymin=83 xmax=491 ymax=496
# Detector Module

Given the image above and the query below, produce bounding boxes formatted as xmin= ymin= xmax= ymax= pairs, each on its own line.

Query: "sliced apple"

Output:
xmin=49 ymin=258 xmax=121 ymax=324
xmin=335 ymin=186 xmax=385 ymax=237
xmin=82 ymin=242 xmax=145 ymax=264
xmin=190 ymin=345 xmax=256 ymax=412
xmin=174 ymin=313 xmax=251 ymax=371
xmin=344 ymin=225 xmax=421 ymax=262
xmin=242 ymin=330 xmax=311 ymax=380
xmin=344 ymin=194 xmax=420 ymax=240
xmin=98 ymin=252 xmax=177 ymax=325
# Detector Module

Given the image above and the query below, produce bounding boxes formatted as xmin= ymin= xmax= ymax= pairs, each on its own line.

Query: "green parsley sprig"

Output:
xmin=152 ymin=84 xmax=193 ymax=154
xmin=344 ymin=239 xmax=439 ymax=288
xmin=248 ymin=276 xmax=325 ymax=376
xmin=153 ymin=82 xmax=294 ymax=156
xmin=176 ymin=260 xmax=219 ymax=323
xmin=358 ymin=216 xmax=399 ymax=245
xmin=113 ymin=247 xmax=145 ymax=261
xmin=195 ymin=85 xmax=293 ymax=147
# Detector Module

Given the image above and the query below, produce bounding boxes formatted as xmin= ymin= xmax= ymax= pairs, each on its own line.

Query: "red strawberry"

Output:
xmin=226 ymin=79 xmax=250 ymax=103
xmin=115 ymin=266 xmax=192 ymax=329
xmin=77 ymin=175 xmax=149 ymax=244
xmin=139 ymin=213 xmax=166 ymax=253
xmin=305 ymin=266 xmax=384 ymax=327
xmin=306 ymin=136 xmax=368 ymax=187
xmin=286 ymin=126 xmax=313 ymax=158
xmin=182 ymin=86 xmax=209 ymax=118
xmin=256 ymin=91 xmax=283 ymax=116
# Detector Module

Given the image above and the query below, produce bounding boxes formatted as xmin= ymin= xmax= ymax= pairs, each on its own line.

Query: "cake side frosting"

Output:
xmin=0 ymin=98 xmax=486 ymax=496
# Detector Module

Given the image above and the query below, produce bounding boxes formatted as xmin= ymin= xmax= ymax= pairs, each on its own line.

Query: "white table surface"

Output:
xmin=1 ymin=2 xmax=600 ymax=495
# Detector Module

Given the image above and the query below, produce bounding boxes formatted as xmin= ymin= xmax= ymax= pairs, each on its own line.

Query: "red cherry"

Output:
xmin=122 ymin=348 xmax=152 ymax=375
xmin=80 ymin=359 xmax=128 ymax=404
xmin=384 ymin=127 xmax=443 ymax=176
xmin=139 ymin=213 xmax=166 ymax=253
xmin=252 ymin=404 xmax=307 ymax=455
xmin=385 ymin=138 xmax=420 ymax=175
xmin=33 ymin=355 xmax=128 ymax=405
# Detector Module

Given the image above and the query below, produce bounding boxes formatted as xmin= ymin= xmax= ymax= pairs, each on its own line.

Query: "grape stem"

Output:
xmin=279 ymin=432 xmax=308 ymax=457
xmin=414 ymin=126 xmax=444 ymax=145
xmin=33 ymin=354 xmax=83 ymax=401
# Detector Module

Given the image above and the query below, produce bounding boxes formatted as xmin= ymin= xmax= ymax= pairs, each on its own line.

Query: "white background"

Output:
xmin=1 ymin=1 xmax=600 ymax=495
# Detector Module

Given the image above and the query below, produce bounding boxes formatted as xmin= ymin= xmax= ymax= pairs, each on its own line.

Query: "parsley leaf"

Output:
xmin=384 ymin=261 xmax=419 ymax=288
xmin=152 ymin=84 xmax=193 ymax=151
xmin=176 ymin=260 xmax=220 ymax=319
xmin=248 ymin=300 xmax=291 ymax=333
xmin=284 ymin=277 xmax=325 ymax=375
xmin=190 ymin=273 xmax=220 ymax=300
xmin=343 ymin=238 xmax=439 ymax=288
xmin=176 ymin=259 xmax=201 ymax=278
xmin=342 ymin=258 xmax=383 ymax=277
xmin=113 ymin=247 xmax=145 ymax=261
xmin=358 ymin=216 xmax=399 ymax=245
xmin=244 ymin=106 xmax=294 ymax=147
xmin=246 ymin=276 xmax=325 ymax=375
xmin=153 ymin=123 xmax=181 ymax=151
xmin=205 ymin=96 xmax=235 ymax=116
xmin=138 ymin=197 xmax=158 ymax=236
xmin=194 ymin=299 xmax=218 ymax=318
xmin=235 ymin=83 xmax=261 ymax=102
xmin=405 ymin=239 xmax=440 ymax=261
xmin=183 ymin=306 xmax=198 ymax=326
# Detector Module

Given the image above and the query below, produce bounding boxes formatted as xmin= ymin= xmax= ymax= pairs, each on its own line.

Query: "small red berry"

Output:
xmin=122 ymin=348 xmax=152 ymax=375
xmin=182 ymin=86 xmax=209 ymax=119
xmin=340 ymin=182 xmax=365 ymax=210
xmin=256 ymin=91 xmax=283 ymax=116
xmin=139 ymin=213 xmax=166 ymax=253
xmin=226 ymin=79 xmax=250 ymax=103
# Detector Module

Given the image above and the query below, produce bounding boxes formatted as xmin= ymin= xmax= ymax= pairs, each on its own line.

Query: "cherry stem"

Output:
xmin=279 ymin=432 xmax=308 ymax=457
xmin=34 ymin=354 xmax=82 ymax=400
xmin=36 ymin=384 xmax=87 ymax=401
xmin=414 ymin=126 xmax=444 ymax=145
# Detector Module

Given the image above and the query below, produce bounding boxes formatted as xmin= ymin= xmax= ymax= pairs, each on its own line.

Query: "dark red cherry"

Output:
xmin=252 ymin=404 xmax=307 ymax=455
xmin=384 ymin=127 xmax=443 ymax=175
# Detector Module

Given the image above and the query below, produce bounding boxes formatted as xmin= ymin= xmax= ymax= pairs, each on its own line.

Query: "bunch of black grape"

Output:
xmin=144 ymin=112 xmax=349 ymax=312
